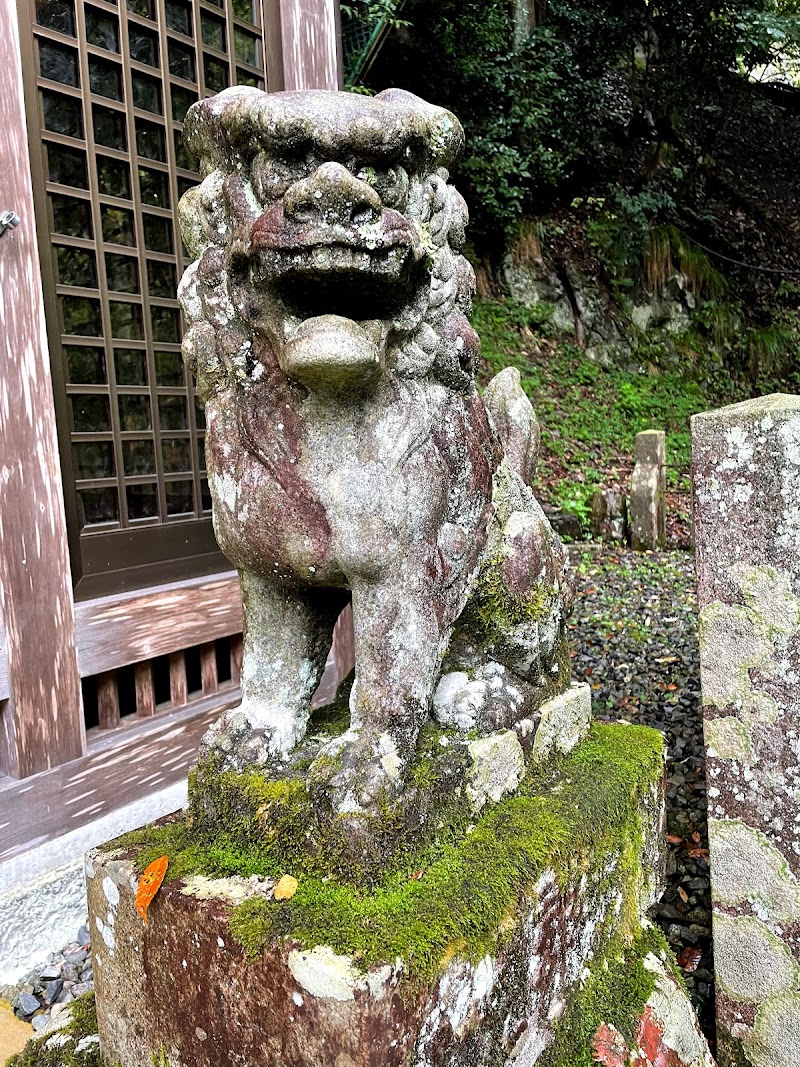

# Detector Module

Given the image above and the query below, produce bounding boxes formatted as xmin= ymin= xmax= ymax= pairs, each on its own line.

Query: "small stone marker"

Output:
xmin=590 ymin=489 xmax=628 ymax=542
xmin=692 ymin=394 xmax=800 ymax=1067
xmin=630 ymin=430 xmax=666 ymax=551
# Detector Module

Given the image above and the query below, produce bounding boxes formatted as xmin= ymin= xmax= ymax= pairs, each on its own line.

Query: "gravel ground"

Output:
xmin=1 ymin=924 xmax=94 ymax=1034
xmin=569 ymin=545 xmax=714 ymax=1044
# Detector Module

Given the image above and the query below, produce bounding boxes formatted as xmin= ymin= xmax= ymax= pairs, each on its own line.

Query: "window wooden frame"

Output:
xmin=20 ymin=0 xmax=269 ymax=598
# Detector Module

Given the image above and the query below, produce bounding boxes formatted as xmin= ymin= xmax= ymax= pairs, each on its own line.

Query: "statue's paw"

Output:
xmin=306 ymin=728 xmax=412 ymax=877
xmin=433 ymin=661 xmax=530 ymax=732
xmin=200 ymin=704 xmax=294 ymax=772
xmin=308 ymin=727 xmax=405 ymax=817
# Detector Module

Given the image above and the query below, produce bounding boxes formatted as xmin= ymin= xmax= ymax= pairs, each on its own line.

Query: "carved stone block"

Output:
xmin=693 ymin=394 xmax=800 ymax=1067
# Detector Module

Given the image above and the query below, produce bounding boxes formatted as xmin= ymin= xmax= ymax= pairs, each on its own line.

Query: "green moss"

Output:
xmin=4 ymin=993 xmax=100 ymax=1067
xmin=307 ymin=670 xmax=354 ymax=737
xmin=473 ymin=551 xmax=553 ymax=635
xmin=113 ymin=723 xmax=664 ymax=987
xmin=116 ymin=727 xmax=475 ymax=891
xmin=539 ymin=924 xmax=670 ymax=1067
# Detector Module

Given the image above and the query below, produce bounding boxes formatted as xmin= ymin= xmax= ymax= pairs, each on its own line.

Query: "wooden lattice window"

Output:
xmin=26 ymin=0 xmax=268 ymax=597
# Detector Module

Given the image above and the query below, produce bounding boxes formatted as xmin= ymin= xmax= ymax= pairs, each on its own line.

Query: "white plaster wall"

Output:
xmin=0 ymin=781 xmax=187 ymax=985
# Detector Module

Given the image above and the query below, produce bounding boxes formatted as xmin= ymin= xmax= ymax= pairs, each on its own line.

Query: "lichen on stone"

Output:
xmin=714 ymin=913 xmax=798 ymax=1004
xmin=747 ymin=991 xmax=800 ymax=1067
xmin=705 ymin=716 xmax=754 ymax=763
xmin=708 ymin=818 xmax=800 ymax=923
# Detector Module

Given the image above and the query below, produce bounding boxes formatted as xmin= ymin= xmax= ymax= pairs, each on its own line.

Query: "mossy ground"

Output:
xmin=112 ymin=723 xmax=664 ymax=986
xmin=3 ymin=994 xmax=99 ymax=1067
xmin=473 ymin=296 xmax=735 ymax=533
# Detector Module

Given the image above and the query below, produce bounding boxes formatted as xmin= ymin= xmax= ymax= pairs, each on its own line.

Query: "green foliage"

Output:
xmin=475 ymin=297 xmax=713 ymax=518
xmin=341 ymin=0 xmax=409 ymax=89
xmin=582 ymin=188 xmax=677 ymax=288
xmin=369 ymin=0 xmax=800 ymax=246
xmin=644 ymin=225 xmax=728 ymax=300
xmin=370 ymin=0 xmax=640 ymax=245
xmin=341 ymin=0 xmax=406 ymax=25
xmin=735 ymin=5 xmax=800 ymax=75
xmin=688 ymin=283 xmax=800 ymax=387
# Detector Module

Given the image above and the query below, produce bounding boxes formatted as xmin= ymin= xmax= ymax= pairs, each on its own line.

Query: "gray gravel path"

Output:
xmin=569 ymin=546 xmax=714 ymax=1042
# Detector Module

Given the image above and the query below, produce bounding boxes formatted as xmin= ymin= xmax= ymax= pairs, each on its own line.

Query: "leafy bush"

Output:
xmin=368 ymin=0 xmax=800 ymax=248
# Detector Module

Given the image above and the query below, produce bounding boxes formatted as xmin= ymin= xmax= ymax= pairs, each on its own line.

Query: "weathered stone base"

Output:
xmin=86 ymin=859 xmax=670 ymax=1067
xmin=85 ymin=723 xmax=712 ymax=1067
xmin=591 ymin=956 xmax=715 ymax=1067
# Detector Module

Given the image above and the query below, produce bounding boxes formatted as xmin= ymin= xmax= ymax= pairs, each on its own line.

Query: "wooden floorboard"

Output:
xmin=0 ymin=651 xmax=342 ymax=867
xmin=0 ymin=695 xmax=236 ymax=864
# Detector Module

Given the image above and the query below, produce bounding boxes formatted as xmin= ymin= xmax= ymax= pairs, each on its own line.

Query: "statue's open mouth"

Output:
xmin=250 ymin=207 xmax=424 ymax=321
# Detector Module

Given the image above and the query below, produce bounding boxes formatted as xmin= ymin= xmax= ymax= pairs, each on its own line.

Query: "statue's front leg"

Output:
xmin=202 ymin=570 xmax=345 ymax=767
xmin=309 ymin=571 xmax=450 ymax=819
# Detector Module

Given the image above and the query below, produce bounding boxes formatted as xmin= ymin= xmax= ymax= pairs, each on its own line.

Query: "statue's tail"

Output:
xmin=482 ymin=367 xmax=540 ymax=486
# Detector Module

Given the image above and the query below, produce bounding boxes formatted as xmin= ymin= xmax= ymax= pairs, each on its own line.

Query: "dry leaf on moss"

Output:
xmin=274 ymin=874 xmax=298 ymax=901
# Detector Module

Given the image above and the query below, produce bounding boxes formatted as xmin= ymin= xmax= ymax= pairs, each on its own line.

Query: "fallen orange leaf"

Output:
xmin=135 ymin=855 xmax=168 ymax=926
xmin=274 ymin=874 xmax=298 ymax=901
xmin=687 ymin=847 xmax=709 ymax=859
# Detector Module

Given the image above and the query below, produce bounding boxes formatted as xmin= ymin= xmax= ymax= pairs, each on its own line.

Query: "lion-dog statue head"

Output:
xmin=178 ymin=87 xmax=574 ymax=862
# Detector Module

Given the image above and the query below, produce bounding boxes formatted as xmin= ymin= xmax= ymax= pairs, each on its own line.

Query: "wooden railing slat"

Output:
xmin=96 ymin=671 xmax=121 ymax=730
xmin=200 ymin=643 xmax=218 ymax=696
xmin=135 ymin=662 xmax=156 ymax=718
xmin=169 ymin=652 xmax=188 ymax=709
xmin=230 ymin=634 xmax=243 ymax=687
xmin=332 ymin=604 xmax=355 ymax=684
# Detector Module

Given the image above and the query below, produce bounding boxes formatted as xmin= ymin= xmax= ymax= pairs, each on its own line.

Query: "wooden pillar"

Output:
xmin=264 ymin=0 xmax=343 ymax=91
xmin=0 ymin=0 xmax=85 ymax=777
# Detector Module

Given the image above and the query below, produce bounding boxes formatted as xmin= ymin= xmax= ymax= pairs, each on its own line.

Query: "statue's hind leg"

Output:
xmin=202 ymin=570 xmax=348 ymax=767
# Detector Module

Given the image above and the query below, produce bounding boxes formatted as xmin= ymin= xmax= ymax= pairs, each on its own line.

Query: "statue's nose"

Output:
xmin=284 ymin=162 xmax=382 ymax=226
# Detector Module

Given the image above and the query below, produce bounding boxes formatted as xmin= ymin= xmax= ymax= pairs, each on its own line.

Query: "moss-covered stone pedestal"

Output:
xmin=85 ymin=724 xmax=713 ymax=1067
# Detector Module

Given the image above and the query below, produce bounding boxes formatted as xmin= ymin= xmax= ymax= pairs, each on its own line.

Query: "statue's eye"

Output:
xmin=252 ymin=158 xmax=304 ymax=203
xmin=357 ymin=166 xmax=408 ymax=209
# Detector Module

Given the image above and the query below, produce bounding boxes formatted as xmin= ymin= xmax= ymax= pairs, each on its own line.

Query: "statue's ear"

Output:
xmin=177 ymin=186 xmax=208 ymax=260
xmin=374 ymin=88 xmax=465 ymax=170
xmin=178 ymin=171 xmax=226 ymax=258
xmin=182 ymin=86 xmax=266 ymax=173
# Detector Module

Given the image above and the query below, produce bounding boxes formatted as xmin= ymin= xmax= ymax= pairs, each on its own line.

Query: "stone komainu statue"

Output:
xmin=177 ymin=87 xmax=574 ymax=835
